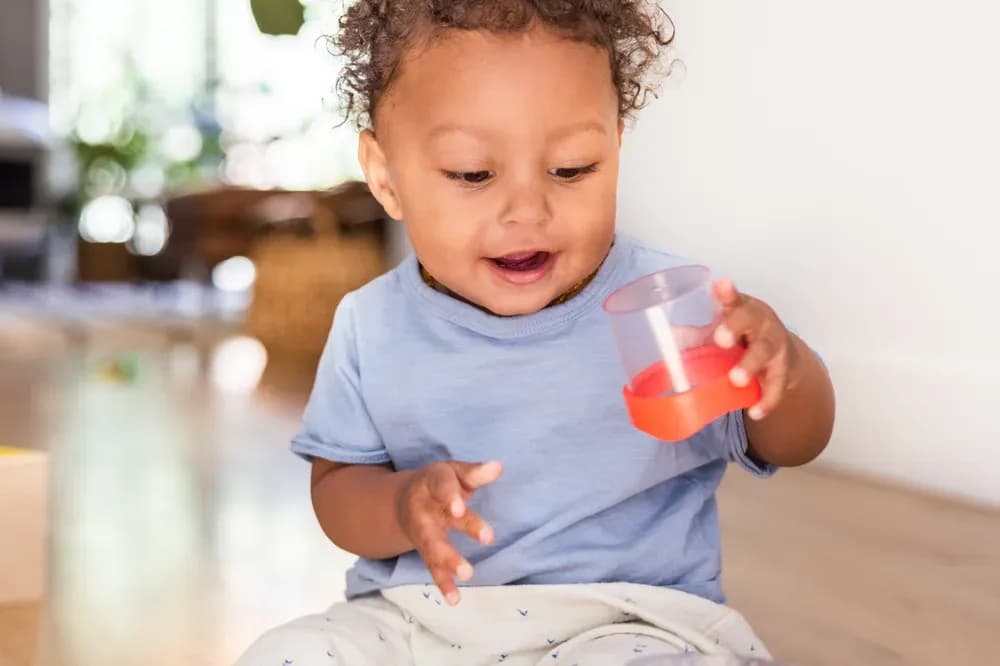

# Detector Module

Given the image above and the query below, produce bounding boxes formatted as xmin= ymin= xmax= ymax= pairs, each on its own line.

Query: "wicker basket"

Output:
xmin=246 ymin=184 xmax=388 ymax=359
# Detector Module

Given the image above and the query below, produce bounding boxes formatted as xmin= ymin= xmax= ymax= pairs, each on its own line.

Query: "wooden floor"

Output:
xmin=0 ymin=321 xmax=997 ymax=665
xmin=720 ymin=468 xmax=999 ymax=665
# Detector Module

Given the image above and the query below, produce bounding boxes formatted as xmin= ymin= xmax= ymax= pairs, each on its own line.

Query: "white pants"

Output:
xmin=235 ymin=583 xmax=770 ymax=666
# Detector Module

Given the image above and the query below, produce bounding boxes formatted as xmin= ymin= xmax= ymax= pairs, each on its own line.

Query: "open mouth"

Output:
xmin=490 ymin=251 xmax=551 ymax=272
xmin=487 ymin=250 xmax=555 ymax=286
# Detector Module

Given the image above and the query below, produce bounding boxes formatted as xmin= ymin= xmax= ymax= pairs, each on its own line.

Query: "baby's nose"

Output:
xmin=499 ymin=179 xmax=552 ymax=227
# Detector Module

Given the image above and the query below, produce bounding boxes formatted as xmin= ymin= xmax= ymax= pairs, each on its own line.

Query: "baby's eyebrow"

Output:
xmin=426 ymin=124 xmax=493 ymax=141
xmin=427 ymin=120 xmax=608 ymax=142
xmin=550 ymin=121 xmax=609 ymax=140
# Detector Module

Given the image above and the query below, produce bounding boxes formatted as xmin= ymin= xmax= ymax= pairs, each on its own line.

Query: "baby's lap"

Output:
xmin=238 ymin=623 xmax=678 ymax=666
xmin=236 ymin=597 xmax=690 ymax=666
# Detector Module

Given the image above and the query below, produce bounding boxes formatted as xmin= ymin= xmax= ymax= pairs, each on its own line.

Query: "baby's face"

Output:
xmin=361 ymin=25 xmax=622 ymax=316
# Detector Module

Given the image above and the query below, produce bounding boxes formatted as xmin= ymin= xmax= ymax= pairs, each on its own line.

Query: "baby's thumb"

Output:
xmin=713 ymin=278 xmax=741 ymax=309
xmin=451 ymin=460 xmax=503 ymax=490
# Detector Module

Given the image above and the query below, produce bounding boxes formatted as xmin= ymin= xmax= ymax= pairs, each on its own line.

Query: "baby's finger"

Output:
xmin=426 ymin=465 xmax=467 ymax=518
xmin=729 ymin=335 xmax=780 ymax=388
xmin=712 ymin=279 xmax=743 ymax=309
xmin=714 ymin=306 xmax=757 ymax=349
xmin=417 ymin=528 xmax=467 ymax=576
xmin=452 ymin=508 xmax=495 ymax=546
xmin=430 ymin=565 xmax=462 ymax=607
xmin=748 ymin=357 xmax=789 ymax=421
xmin=452 ymin=460 xmax=503 ymax=491
xmin=419 ymin=536 xmax=469 ymax=605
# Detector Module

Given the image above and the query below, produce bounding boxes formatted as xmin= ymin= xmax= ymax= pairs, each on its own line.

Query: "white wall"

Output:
xmin=619 ymin=1 xmax=1000 ymax=507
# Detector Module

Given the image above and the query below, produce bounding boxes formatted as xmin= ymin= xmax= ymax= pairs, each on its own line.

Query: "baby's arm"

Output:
xmin=310 ymin=460 xmax=415 ymax=558
xmin=742 ymin=332 xmax=835 ymax=466
xmin=310 ymin=458 xmax=502 ymax=605
xmin=713 ymin=280 xmax=835 ymax=467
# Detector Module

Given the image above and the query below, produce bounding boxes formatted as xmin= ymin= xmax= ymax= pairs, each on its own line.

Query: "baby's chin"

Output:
xmin=475 ymin=289 xmax=563 ymax=317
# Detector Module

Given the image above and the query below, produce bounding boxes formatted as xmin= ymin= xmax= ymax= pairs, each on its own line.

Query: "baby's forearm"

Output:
xmin=744 ymin=334 xmax=836 ymax=466
xmin=310 ymin=460 xmax=416 ymax=559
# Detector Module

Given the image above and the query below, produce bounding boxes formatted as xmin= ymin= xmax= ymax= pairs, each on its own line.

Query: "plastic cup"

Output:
xmin=603 ymin=265 xmax=761 ymax=442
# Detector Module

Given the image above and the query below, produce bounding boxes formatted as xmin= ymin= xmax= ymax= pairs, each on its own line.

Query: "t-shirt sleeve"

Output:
xmin=723 ymin=409 xmax=778 ymax=478
xmin=290 ymin=293 xmax=391 ymax=465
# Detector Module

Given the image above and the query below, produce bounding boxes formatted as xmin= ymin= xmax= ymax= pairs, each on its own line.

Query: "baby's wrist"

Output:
xmin=392 ymin=468 xmax=420 ymax=548
xmin=784 ymin=331 xmax=809 ymax=391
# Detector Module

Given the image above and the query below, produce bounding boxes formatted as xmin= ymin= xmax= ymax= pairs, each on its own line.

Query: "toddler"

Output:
xmin=238 ymin=1 xmax=835 ymax=664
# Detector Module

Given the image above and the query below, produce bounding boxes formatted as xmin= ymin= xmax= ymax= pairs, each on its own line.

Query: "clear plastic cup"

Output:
xmin=604 ymin=266 xmax=760 ymax=442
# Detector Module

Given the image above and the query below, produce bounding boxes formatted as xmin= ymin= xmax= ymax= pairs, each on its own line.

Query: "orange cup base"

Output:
xmin=623 ymin=346 xmax=762 ymax=442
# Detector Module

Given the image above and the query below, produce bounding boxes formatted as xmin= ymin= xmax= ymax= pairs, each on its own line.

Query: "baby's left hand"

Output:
xmin=712 ymin=279 xmax=802 ymax=422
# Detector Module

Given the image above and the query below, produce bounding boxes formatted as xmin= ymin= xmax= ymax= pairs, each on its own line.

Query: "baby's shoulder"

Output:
xmin=338 ymin=263 xmax=407 ymax=322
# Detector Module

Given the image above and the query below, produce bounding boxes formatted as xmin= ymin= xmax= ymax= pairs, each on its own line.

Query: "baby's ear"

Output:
xmin=358 ymin=130 xmax=404 ymax=220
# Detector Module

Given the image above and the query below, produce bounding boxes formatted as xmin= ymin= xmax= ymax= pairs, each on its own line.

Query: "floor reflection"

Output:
xmin=1 ymin=325 xmax=354 ymax=665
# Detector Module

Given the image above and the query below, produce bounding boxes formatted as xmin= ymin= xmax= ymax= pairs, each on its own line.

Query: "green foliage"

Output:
xmin=250 ymin=0 xmax=306 ymax=36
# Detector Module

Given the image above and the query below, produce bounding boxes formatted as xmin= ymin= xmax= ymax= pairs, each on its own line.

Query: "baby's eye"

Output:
xmin=549 ymin=164 xmax=599 ymax=181
xmin=444 ymin=170 xmax=494 ymax=185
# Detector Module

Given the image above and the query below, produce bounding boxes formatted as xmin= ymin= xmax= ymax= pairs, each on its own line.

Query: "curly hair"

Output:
xmin=330 ymin=0 xmax=675 ymax=129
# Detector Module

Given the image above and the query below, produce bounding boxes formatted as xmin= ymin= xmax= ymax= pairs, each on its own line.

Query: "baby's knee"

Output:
xmin=235 ymin=606 xmax=411 ymax=666
xmin=556 ymin=632 xmax=684 ymax=665
xmin=235 ymin=621 xmax=337 ymax=666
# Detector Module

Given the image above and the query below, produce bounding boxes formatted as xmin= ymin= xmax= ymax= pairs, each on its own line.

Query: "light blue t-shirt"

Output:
xmin=292 ymin=234 xmax=775 ymax=603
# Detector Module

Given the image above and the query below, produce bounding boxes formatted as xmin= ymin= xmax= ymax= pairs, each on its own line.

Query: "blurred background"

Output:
xmin=0 ymin=1 xmax=997 ymax=665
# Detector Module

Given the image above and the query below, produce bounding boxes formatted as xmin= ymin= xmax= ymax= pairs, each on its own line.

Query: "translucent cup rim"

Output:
xmin=603 ymin=264 xmax=712 ymax=315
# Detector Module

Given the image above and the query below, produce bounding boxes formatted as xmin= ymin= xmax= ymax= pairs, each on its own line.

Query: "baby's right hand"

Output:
xmin=395 ymin=460 xmax=502 ymax=605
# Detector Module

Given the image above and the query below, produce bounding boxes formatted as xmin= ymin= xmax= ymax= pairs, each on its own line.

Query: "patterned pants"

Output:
xmin=235 ymin=583 xmax=771 ymax=666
